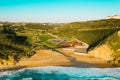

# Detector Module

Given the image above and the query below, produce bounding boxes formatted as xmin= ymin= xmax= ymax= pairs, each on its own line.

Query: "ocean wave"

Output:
xmin=0 ymin=66 xmax=120 ymax=80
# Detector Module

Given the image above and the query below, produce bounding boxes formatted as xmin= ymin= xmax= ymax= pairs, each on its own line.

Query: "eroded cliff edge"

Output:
xmin=88 ymin=30 xmax=120 ymax=66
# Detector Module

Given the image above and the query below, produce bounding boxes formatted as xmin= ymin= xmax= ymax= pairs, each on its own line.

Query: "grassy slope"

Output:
xmin=57 ymin=28 xmax=117 ymax=44
xmin=0 ymin=27 xmax=34 ymax=62
xmin=0 ymin=24 xmax=57 ymax=63
xmin=54 ymin=19 xmax=120 ymax=49
xmin=26 ymin=23 xmax=59 ymax=30
xmin=63 ymin=19 xmax=120 ymax=29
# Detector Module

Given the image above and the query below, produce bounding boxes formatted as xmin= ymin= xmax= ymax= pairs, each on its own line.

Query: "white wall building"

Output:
xmin=106 ymin=15 xmax=120 ymax=19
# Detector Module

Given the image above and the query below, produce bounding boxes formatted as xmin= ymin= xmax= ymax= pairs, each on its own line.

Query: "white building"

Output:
xmin=106 ymin=15 xmax=120 ymax=19
xmin=0 ymin=23 xmax=3 ymax=26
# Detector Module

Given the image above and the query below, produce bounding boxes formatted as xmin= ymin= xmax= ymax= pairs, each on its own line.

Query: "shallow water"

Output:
xmin=0 ymin=66 xmax=120 ymax=80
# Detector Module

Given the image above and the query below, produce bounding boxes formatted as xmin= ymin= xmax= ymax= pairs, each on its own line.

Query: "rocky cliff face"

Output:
xmin=88 ymin=30 xmax=120 ymax=66
xmin=88 ymin=44 xmax=113 ymax=61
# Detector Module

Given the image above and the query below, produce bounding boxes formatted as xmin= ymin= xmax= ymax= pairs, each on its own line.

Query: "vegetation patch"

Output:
xmin=57 ymin=28 xmax=118 ymax=49
xmin=38 ymin=34 xmax=54 ymax=42
xmin=43 ymin=41 xmax=58 ymax=48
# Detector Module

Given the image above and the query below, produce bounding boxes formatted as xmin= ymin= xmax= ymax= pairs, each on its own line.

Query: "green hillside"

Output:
xmin=0 ymin=30 xmax=34 ymax=62
xmin=53 ymin=19 xmax=120 ymax=49
xmin=0 ymin=23 xmax=58 ymax=63
xmin=61 ymin=19 xmax=120 ymax=29
xmin=26 ymin=23 xmax=60 ymax=30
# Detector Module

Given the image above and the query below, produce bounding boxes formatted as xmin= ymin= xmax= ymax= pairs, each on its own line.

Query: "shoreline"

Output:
xmin=0 ymin=49 xmax=113 ymax=71
xmin=0 ymin=64 xmax=113 ymax=72
xmin=0 ymin=63 xmax=113 ymax=72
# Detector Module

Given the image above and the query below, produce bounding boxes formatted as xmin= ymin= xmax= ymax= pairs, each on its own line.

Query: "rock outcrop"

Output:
xmin=88 ymin=44 xmax=113 ymax=61
xmin=88 ymin=30 xmax=120 ymax=66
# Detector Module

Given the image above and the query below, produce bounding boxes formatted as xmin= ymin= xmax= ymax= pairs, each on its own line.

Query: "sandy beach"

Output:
xmin=16 ymin=49 xmax=112 ymax=68
xmin=0 ymin=49 xmax=113 ymax=71
xmin=16 ymin=50 xmax=72 ymax=67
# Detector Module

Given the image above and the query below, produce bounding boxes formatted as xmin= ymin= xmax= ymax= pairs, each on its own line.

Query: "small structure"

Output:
xmin=49 ymin=38 xmax=89 ymax=54
xmin=74 ymin=46 xmax=88 ymax=53
xmin=58 ymin=41 xmax=82 ymax=48
xmin=0 ymin=23 xmax=3 ymax=26
xmin=106 ymin=14 xmax=120 ymax=19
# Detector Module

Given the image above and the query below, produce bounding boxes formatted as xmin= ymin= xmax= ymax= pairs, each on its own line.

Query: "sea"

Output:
xmin=0 ymin=66 xmax=120 ymax=80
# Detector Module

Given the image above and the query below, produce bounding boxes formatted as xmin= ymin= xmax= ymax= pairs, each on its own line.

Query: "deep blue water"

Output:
xmin=0 ymin=66 xmax=120 ymax=80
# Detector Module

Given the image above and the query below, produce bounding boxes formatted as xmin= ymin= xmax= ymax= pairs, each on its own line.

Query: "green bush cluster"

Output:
xmin=0 ymin=29 xmax=34 ymax=61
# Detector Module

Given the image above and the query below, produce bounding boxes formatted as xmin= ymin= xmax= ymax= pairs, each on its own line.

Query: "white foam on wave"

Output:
xmin=0 ymin=68 xmax=25 ymax=78
xmin=0 ymin=66 xmax=120 ymax=79
xmin=27 ymin=66 xmax=120 ymax=78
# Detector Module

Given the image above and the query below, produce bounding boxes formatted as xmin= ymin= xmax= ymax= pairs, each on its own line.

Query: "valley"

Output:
xmin=0 ymin=19 xmax=120 ymax=69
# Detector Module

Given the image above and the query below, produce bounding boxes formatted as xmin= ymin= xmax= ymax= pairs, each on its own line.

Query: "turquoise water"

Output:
xmin=0 ymin=66 xmax=120 ymax=80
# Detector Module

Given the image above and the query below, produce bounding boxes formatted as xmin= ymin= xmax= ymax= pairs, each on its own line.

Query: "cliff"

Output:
xmin=88 ymin=30 xmax=120 ymax=66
